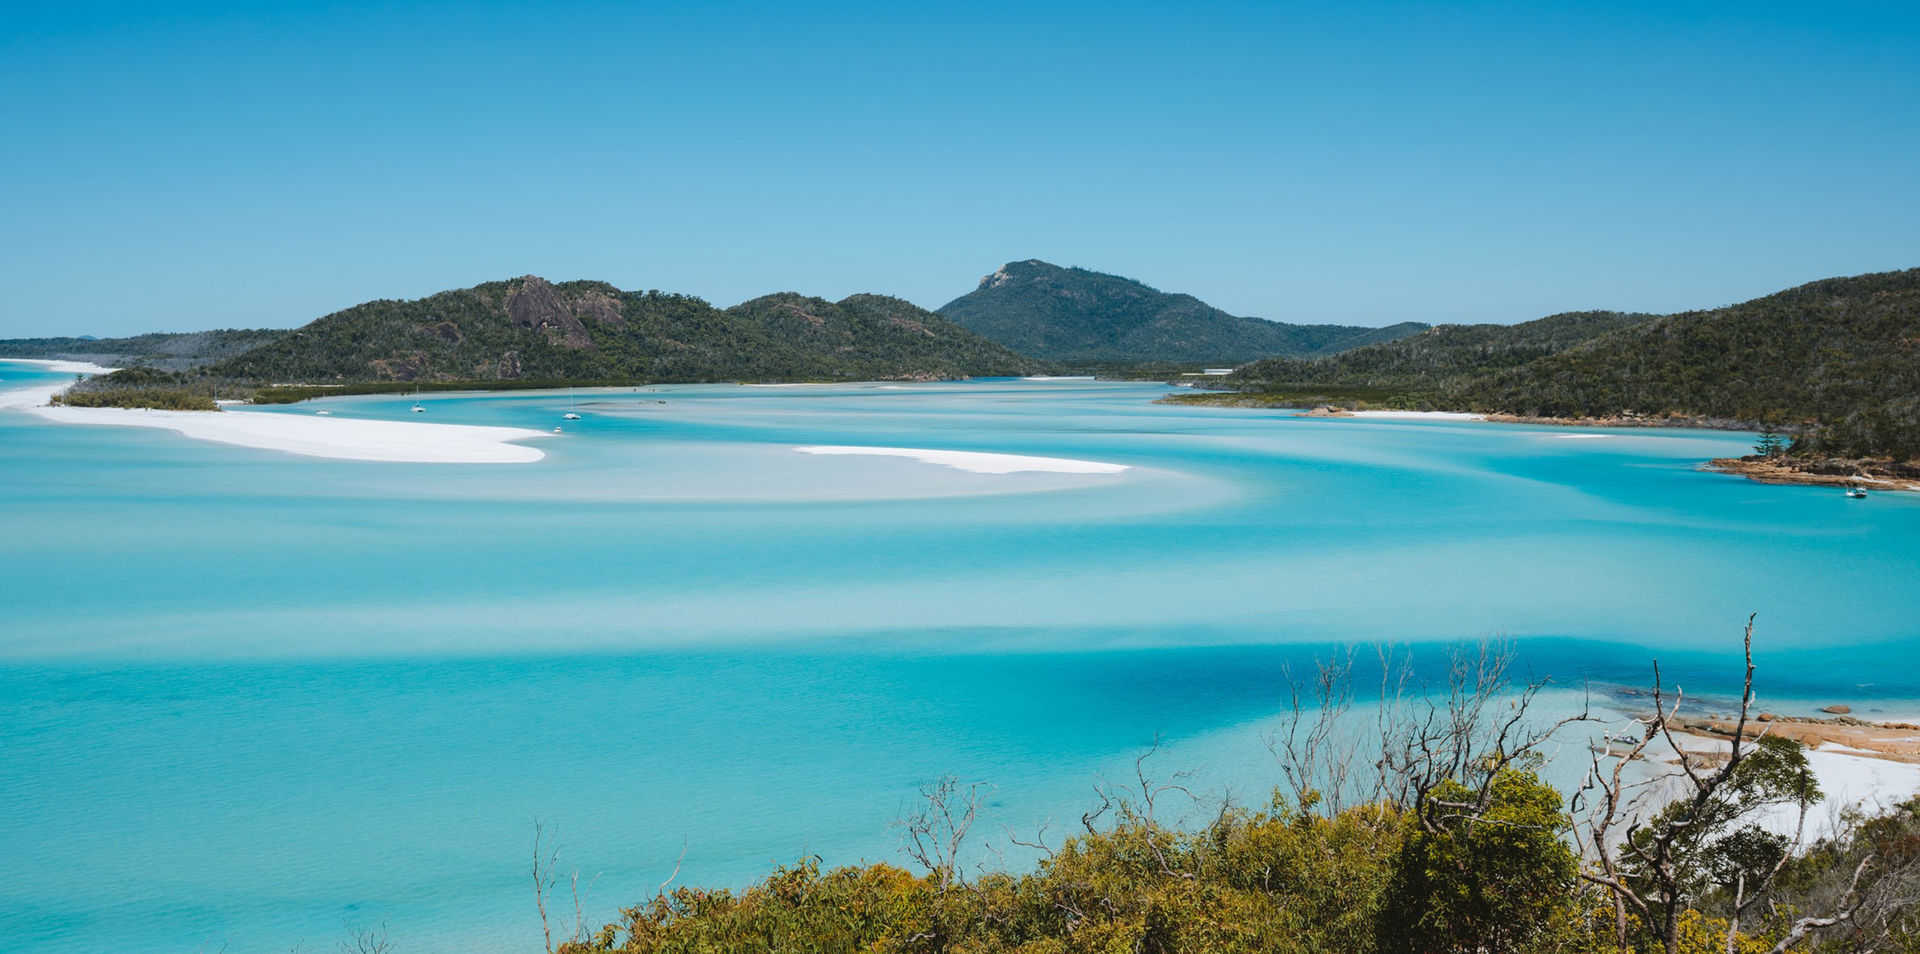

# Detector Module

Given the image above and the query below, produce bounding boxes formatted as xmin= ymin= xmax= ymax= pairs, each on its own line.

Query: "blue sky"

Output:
xmin=2 ymin=0 xmax=1916 ymax=337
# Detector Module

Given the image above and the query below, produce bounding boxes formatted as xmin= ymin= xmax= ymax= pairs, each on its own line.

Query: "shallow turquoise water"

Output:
xmin=2 ymin=362 xmax=1917 ymax=953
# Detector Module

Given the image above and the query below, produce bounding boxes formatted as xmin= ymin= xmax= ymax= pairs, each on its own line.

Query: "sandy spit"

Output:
xmin=0 ymin=364 xmax=549 ymax=463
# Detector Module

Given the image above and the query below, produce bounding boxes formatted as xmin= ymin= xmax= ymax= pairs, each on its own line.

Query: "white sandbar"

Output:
xmin=0 ymin=369 xmax=549 ymax=463
xmin=794 ymin=445 xmax=1128 ymax=475
xmin=26 ymin=404 xmax=549 ymax=463
xmin=0 ymin=358 xmax=119 ymax=375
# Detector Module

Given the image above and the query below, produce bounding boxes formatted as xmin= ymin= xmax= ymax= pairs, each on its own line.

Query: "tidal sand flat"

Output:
xmin=27 ymin=404 xmax=552 ymax=463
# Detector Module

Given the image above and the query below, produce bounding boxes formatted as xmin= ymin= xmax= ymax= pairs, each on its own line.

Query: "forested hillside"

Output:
xmin=1461 ymin=270 xmax=1920 ymax=457
xmin=203 ymin=276 xmax=1041 ymax=386
xmin=724 ymin=292 xmax=1044 ymax=380
xmin=1223 ymin=269 xmax=1920 ymax=458
xmin=1229 ymin=311 xmax=1659 ymax=389
xmin=938 ymin=260 xmax=1426 ymax=365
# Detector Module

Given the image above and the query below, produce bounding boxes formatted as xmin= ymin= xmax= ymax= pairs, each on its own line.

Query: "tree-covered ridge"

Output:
xmin=725 ymin=292 xmax=1043 ymax=380
xmin=0 ymin=329 xmax=289 ymax=371
xmin=1459 ymin=270 xmax=1920 ymax=457
xmin=937 ymin=259 xmax=1427 ymax=365
xmin=1230 ymin=310 xmax=1661 ymax=389
xmin=201 ymin=276 xmax=1042 ymax=386
xmin=1225 ymin=268 xmax=1920 ymax=459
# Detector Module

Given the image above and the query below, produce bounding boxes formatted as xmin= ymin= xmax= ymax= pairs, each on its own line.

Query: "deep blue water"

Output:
xmin=2 ymin=362 xmax=1916 ymax=953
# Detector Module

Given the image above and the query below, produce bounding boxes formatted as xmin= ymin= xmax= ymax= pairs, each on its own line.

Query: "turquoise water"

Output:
xmin=3 ymin=361 xmax=1917 ymax=953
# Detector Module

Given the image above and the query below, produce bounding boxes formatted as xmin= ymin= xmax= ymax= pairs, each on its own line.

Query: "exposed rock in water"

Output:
xmin=1678 ymin=713 xmax=1920 ymax=764
xmin=1707 ymin=455 xmax=1920 ymax=491
xmin=1823 ymin=705 xmax=1853 ymax=714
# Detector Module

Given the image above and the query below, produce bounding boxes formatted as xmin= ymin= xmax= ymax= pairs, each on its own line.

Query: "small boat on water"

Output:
xmin=563 ymin=388 xmax=581 ymax=420
xmin=1846 ymin=486 xmax=1868 ymax=499
xmin=411 ymin=402 xmax=425 ymax=413
xmin=315 ymin=410 xmax=331 ymax=416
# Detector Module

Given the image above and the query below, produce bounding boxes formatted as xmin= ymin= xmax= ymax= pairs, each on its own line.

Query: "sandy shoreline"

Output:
xmin=28 ymin=405 xmax=552 ymax=463
xmin=1599 ymin=709 xmax=1920 ymax=840
xmin=1656 ymin=725 xmax=1920 ymax=840
xmin=0 ymin=362 xmax=550 ymax=463
xmin=794 ymin=445 xmax=1129 ymax=475
xmin=1348 ymin=410 xmax=1486 ymax=421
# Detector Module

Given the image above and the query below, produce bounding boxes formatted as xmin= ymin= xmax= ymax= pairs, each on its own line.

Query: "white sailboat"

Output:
xmin=563 ymin=388 xmax=581 ymax=420
xmin=411 ymin=385 xmax=425 ymax=413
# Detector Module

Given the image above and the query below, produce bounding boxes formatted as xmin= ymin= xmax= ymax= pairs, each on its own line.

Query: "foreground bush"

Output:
xmin=551 ymin=629 xmax=1919 ymax=954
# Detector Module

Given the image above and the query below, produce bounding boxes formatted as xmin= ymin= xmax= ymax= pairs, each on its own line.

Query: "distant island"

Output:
xmin=2 ymin=263 xmax=1414 ymax=409
xmin=6 ymin=263 xmax=1918 ymax=482
xmin=13 ymin=277 xmax=1044 ymax=409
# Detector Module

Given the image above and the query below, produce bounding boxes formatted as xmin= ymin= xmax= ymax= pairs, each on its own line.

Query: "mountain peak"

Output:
xmin=941 ymin=263 xmax=1424 ymax=365
xmin=979 ymin=259 xmax=1061 ymax=290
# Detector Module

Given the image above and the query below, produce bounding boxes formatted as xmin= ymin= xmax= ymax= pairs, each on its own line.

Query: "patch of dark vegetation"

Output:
xmin=1224 ymin=268 xmax=1920 ymax=460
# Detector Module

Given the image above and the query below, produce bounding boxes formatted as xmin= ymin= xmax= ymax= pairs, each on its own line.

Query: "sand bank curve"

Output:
xmin=794 ymin=445 xmax=1128 ymax=475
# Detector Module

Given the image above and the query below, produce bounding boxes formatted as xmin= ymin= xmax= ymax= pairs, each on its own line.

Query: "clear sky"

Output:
xmin=3 ymin=0 xmax=1916 ymax=337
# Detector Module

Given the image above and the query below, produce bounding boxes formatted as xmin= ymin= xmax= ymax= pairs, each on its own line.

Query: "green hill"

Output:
xmin=1229 ymin=310 xmax=1660 ymax=390
xmin=724 ymin=292 xmax=1044 ymax=381
xmin=937 ymin=260 xmax=1426 ymax=365
xmin=1461 ymin=270 xmax=1920 ymax=457
xmin=1223 ymin=268 xmax=1920 ymax=458
xmin=203 ymin=275 xmax=1042 ymax=387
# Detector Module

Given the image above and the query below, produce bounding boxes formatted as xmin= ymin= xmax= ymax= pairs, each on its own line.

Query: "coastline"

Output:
xmin=1707 ymin=454 xmax=1920 ymax=492
xmin=1478 ymin=411 xmax=1760 ymax=431
xmin=0 ymin=361 xmax=550 ymax=464
xmin=1157 ymin=388 xmax=1920 ymax=490
xmin=1161 ymin=391 xmax=1757 ymax=432
xmin=1663 ymin=713 xmax=1920 ymax=838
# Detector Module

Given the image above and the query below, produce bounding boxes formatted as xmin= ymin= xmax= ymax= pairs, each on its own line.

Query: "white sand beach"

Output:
xmin=0 ymin=367 xmax=549 ymax=463
xmin=794 ymin=445 xmax=1129 ymax=474
xmin=1349 ymin=410 xmax=1488 ymax=421
xmin=1655 ymin=729 xmax=1920 ymax=841
xmin=29 ymin=405 xmax=552 ymax=463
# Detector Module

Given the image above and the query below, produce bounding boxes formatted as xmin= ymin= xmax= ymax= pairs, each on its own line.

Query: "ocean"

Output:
xmin=3 ymin=361 xmax=1915 ymax=953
